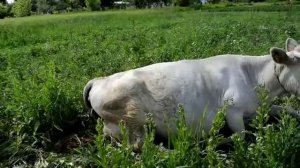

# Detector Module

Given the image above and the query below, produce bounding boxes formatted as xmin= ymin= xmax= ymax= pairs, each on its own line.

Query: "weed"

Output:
xmin=0 ymin=9 xmax=300 ymax=167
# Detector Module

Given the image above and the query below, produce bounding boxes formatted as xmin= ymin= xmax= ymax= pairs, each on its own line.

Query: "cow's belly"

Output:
xmin=150 ymin=87 xmax=223 ymax=138
xmin=182 ymin=92 xmax=222 ymax=135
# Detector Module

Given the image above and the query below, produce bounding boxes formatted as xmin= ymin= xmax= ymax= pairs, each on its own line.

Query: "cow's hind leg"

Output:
xmin=128 ymin=125 xmax=145 ymax=152
xmin=122 ymin=99 xmax=147 ymax=152
xmin=123 ymin=116 xmax=145 ymax=152
xmin=112 ymin=76 xmax=155 ymax=152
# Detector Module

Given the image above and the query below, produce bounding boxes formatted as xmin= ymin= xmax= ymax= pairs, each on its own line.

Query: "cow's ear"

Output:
xmin=286 ymin=38 xmax=298 ymax=52
xmin=271 ymin=47 xmax=289 ymax=64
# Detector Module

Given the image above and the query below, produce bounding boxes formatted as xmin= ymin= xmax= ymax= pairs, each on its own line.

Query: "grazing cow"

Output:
xmin=83 ymin=38 xmax=300 ymax=152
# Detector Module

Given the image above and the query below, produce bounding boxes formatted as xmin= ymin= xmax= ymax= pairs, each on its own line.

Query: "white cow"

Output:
xmin=83 ymin=38 xmax=300 ymax=151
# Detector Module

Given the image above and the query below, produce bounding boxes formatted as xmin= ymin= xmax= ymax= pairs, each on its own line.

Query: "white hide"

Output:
xmin=83 ymin=38 xmax=300 ymax=151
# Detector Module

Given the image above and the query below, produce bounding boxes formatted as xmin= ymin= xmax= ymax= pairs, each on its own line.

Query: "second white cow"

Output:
xmin=83 ymin=38 xmax=300 ymax=151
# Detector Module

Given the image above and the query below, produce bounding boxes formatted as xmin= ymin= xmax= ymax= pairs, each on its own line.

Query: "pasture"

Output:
xmin=1 ymin=8 xmax=300 ymax=167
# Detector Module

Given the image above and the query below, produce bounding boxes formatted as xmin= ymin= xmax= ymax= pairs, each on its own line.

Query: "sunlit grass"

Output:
xmin=0 ymin=8 xmax=300 ymax=167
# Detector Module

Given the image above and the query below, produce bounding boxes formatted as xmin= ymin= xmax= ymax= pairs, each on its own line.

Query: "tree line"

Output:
xmin=0 ymin=0 xmax=298 ymax=19
xmin=0 ymin=0 xmax=173 ymax=18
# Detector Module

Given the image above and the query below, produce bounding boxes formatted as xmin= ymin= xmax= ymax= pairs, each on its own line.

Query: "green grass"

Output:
xmin=1 ymin=8 xmax=300 ymax=167
xmin=200 ymin=3 xmax=300 ymax=12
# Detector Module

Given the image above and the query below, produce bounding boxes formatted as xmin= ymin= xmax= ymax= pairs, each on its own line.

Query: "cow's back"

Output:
xmin=91 ymin=54 xmax=260 ymax=137
xmin=123 ymin=55 xmax=246 ymax=134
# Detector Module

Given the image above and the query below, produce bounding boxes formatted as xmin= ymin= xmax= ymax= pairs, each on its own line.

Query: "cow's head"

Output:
xmin=271 ymin=38 xmax=300 ymax=96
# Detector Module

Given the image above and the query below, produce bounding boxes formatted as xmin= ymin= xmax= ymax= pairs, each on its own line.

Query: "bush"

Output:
xmin=36 ymin=0 xmax=50 ymax=14
xmin=0 ymin=3 xmax=8 ymax=19
xmin=85 ymin=0 xmax=100 ymax=11
xmin=174 ymin=0 xmax=190 ymax=6
xmin=12 ymin=0 xmax=32 ymax=17
xmin=231 ymin=88 xmax=300 ymax=168
xmin=134 ymin=0 xmax=147 ymax=8
xmin=201 ymin=4 xmax=300 ymax=12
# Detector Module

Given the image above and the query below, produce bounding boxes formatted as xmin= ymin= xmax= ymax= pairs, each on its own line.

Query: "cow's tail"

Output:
xmin=83 ymin=79 xmax=95 ymax=110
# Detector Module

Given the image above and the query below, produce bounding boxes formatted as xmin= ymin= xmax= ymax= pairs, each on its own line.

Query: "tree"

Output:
xmin=68 ymin=0 xmax=85 ymax=10
xmin=12 ymin=0 xmax=32 ymax=17
xmin=85 ymin=0 xmax=100 ymax=10
xmin=134 ymin=0 xmax=147 ymax=8
xmin=0 ymin=0 xmax=6 ymax=4
xmin=36 ymin=0 xmax=49 ymax=14
xmin=100 ymin=0 xmax=113 ymax=9
xmin=0 ymin=3 xmax=8 ymax=18
xmin=174 ymin=0 xmax=189 ymax=6
xmin=55 ymin=0 xmax=68 ymax=11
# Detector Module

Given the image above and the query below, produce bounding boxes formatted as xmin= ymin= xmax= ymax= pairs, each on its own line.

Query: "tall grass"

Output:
xmin=46 ymin=89 xmax=300 ymax=168
xmin=200 ymin=3 xmax=300 ymax=12
xmin=0 ymin=9 xmax=300 ymax=166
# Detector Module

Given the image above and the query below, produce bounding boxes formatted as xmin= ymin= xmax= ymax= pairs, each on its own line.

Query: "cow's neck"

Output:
xmin=243 ymin=55 xmax=286 ymax=99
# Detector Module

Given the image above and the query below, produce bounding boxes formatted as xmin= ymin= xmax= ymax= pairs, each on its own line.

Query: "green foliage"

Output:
xmin=0 ymin=9 xmax=300 ymax=167
xmin=36 ymin=0 xmax=49 ymax=14
xmin=251 ymin=86 xmax=271 ymax=132
xmin=205 ymin=103 xmax=228 ymax=167
xmin=93 ymin=119 xmax=135 ymax=167
xmin=0 ymin=3 xmax=8 ymax=18
xmin=174 ymin=0 xmax=190 ymax=6
xmin=85 ymin=0 xmax=100 ymax=11
xmin=165 ymin=105 xmax=201 ymax=167
xmin=139 ymin=113 xmax=162 ymax=167
xmin=68 ymin=0 xmax=85 ymax=10
xmin=201 ymin=3 xmax=300 ymax=12
xmin=90 ymin=103 xmax=228 ymax=167
xmin=231 ymin=88 xmax=300 ymax=168
xmin=12 ymin=0 xmax=32 ymax=17
xmin=210 ymin=0 xmax=222 ymax=4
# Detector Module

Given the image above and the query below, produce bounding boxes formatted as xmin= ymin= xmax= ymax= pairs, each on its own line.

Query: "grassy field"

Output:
xmin=1 ymin=7 xmax=300 ymax=167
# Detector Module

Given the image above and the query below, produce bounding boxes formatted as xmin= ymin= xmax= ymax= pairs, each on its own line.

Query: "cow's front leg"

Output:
xmin=271 ymin=105 xmax=300 ymax=121
xmin=225 ymin=107 xmax=245 ymax=138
